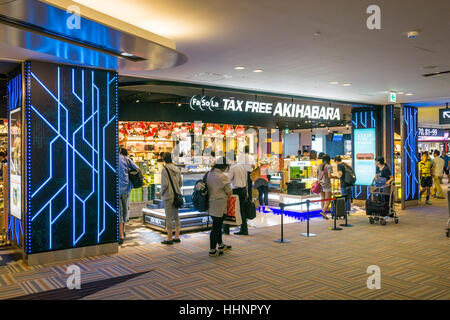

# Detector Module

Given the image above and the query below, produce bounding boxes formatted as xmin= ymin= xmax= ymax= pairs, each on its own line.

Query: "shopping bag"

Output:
xmin=311 ymin=180 xmax=322 ymax=194
xmin=223 ymin=195 xmax=242 ymax=226
xmin=250 ymin=166 xmax=261 ymax=182
xmin=252 ymin=188 xmax=260 ymax=209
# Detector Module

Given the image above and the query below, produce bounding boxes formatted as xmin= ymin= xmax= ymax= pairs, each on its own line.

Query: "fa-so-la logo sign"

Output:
xmin=188 ymin=95 xmax=341 ymax=121
xmin=190 ymin=95 xmax=221 ymax=111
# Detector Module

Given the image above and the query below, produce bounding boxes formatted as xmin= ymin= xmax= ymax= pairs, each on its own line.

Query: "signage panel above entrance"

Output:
xmin=189 ymin=95 xmax=341 ymax=121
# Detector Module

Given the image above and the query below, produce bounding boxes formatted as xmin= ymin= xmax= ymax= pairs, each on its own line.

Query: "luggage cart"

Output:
xmin=366 ymin=181 xmax=398 ymax=226
xmin=447 ymin=191 xmax=450 ymax=237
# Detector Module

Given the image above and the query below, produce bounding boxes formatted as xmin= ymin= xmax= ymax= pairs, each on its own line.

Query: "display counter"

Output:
xmin=142 ymin=207 xmax=212 ymax=233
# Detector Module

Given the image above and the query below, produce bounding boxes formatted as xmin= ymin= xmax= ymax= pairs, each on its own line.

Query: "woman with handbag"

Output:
xmin=316 ymin=154 xmax=333 ymax=219
xmin=160 ymin=152 xmax=183 ymax=245
xmin=253 ymin=162 xmax=272 ymax=213
xmin=206 ymin=157 xmax=233 ymax=256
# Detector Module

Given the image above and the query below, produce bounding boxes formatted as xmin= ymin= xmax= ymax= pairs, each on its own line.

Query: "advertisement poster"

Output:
xmin=354 ymin=128 xmax=376 ymax=186
xmin=9 ymin=108 xmax=22 ymax=220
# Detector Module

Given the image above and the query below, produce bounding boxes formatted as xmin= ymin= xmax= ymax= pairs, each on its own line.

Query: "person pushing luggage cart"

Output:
xmin=366 ymin=157 xmax=398 ymax=225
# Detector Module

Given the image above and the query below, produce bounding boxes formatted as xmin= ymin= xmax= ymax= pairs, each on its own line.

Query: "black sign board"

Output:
xmin=439 ymin=108 xmax=450 ymax=125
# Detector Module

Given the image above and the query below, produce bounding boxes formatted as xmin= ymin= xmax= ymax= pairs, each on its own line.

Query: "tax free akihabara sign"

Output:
xmin=189 ymin=95 xmax=341 ymax=121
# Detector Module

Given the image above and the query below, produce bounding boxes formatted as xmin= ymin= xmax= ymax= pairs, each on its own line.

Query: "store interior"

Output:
xmin=117 ymin=81 xmax=357 ymax=246
xmin=0 ymin=61 xmax=19 ymax=247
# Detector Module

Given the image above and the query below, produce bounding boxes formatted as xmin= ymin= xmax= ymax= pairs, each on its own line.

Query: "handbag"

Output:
xmin=127 ymin=159 xmax=144 ymax=189
xmin=244 ymin=198 xmax=257 ymax=220
xmin=311 ymin=166 xmax=327 ymax=194
xmin=165 ymin=167 xmax=184 ymax=208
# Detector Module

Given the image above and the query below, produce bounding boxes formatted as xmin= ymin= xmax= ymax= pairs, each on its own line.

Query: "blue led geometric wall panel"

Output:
xmin=402 ymin=106 xmax=419 ymax=202
xmin=25 ymin=61 xmax=118 ymax=254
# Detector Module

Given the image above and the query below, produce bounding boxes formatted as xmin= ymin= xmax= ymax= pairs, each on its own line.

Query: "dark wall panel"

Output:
xmin=25 ymin=61 xmax=118 ymax=254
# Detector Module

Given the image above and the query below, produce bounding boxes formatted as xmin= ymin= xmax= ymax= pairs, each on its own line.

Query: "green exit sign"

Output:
xmin=389 ymin=92 xmax=397 ymax=103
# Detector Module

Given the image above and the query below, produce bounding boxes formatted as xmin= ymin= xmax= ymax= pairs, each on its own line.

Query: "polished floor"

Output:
xmin=0 ymin=196 xmax=448 ymax=300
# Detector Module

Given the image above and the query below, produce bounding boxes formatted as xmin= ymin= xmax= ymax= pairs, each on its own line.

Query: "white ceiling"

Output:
xmin=2 ymin=0 xmax=450 ymax=105
xmin=71 ymin=0 xmax=450 ymax=105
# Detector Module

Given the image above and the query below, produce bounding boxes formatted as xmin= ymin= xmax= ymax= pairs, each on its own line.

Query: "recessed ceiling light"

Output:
xmin=407 ymin=30 xmax=420 ymax=39
xmin=406 ymin=93 xmax=414 ymax=96
xmin=342 ymin=83 xmax=351 ymax=87
xmin=253 ymin=69 xmax=263 ymax=73
xmin=329 ymin=81 xmax=339 ymax=85
xmin=234 ymin=66 xmax=245 ymax=70
xmin=422 ymin=66 xmax=438 ymax=70
xmin=121 ymin=52 xmax=133 ymax=57
xmin=397 ymin=92 xmax=404 ymax=95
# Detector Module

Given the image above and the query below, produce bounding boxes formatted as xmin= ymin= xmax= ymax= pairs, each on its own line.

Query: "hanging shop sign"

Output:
xmin=439 ymin=108 xmax=450 ymax=125
xmin=418 ymin=127 xmax=450 ymax=141
xmin=189 ymin=95 xmax=341 ymax=121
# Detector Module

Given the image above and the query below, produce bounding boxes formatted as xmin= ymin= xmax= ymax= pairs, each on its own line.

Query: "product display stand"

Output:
xmin=301 ymin=200 xmax=316 ymax=237
xmin=274 ymin=203 xmax=290 ymax=243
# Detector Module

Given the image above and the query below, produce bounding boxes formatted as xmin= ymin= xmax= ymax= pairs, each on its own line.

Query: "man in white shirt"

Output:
xmin=432 ymin=150 xmax=445 ymax=199
xmin=223 ymin=155 xmax=249 ymax=235
xmin=237 ymin=146 xmax=256 ymax=197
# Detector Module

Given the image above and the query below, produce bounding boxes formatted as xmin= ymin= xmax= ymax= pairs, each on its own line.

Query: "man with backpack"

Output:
xmin=119 ymin=148 xmax=140 ymax=245
xmin=334 ymin=156 xmax=356 ymax=214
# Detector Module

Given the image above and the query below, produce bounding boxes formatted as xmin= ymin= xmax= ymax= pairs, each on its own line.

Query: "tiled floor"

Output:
xmin=0 ymin=196 xmax=449 ymax=300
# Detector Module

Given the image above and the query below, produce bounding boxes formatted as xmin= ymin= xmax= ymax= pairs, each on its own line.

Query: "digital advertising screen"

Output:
xmin=353 ymin=128 xmax=376 ymax=186
xmin=9 ymin=108 xmax=22 ymax=220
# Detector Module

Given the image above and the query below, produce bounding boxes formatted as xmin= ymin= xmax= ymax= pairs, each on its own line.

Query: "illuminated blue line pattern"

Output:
xmin=403 ymin=106 xmax=419 ymax=201
xmin=26 ymin=62 xmax=118 ymax=254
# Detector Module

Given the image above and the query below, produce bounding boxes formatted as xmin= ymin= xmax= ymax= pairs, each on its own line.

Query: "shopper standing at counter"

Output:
xmin=254 ymin=162 xmax=271 ymax=213
xmin=225 ymin=155 xmax=249 ymax=235
xmin=206 ymin=158 xmax=233 ymax=257
xmin=118 ymin=148 xmax=139 ymax=245
xmin=431 ymin=150 xmax=445 ymax=199
xmin=317 ymin=154 xmax=332 ymax=219
xmin=238 ymin=146 xmax=256 ymax=197
xmin=160 ymin=152 xmax=183 ymax=245
xmin=334 ymin=156 xmax=353 ymax=214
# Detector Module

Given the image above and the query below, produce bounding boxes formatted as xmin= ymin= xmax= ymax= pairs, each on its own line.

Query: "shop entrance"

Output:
xmin=117 ymin=80 xmax=358 ymax=247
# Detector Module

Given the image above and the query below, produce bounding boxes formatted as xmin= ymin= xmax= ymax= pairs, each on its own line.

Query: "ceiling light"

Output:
xmin=329 ymin=81 xmax=339 ymax=85
xmin=397 ymin=92 xmax=404 ymax=95
xmin=121 ymin=52 xmax=133 ymax=57
xmin=136 ymin=99 xmax=140 ymax=103
xmin=234 ymin=66 xmax=245 ymax=70
xmin=406 ymin=93 xmax=414 ymax=96
xmin=253 ymin=69 xmax=263 ymax=73
xmin=177 ymin=103 xmax=182 ymax=107
xmin=342 ymin=83 xmax=351 ymax=87
xmin=407 ymin=30 xmax=420 ymax=39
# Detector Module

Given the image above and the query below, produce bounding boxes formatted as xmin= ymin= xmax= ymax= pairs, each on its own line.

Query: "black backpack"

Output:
xmin=192 ymin=172 xmax=209 ymax=212
xmin=343 ymin=163 xmax=356 ymax=186
xmin=128 ymin=158 xmax=144 ymax=189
